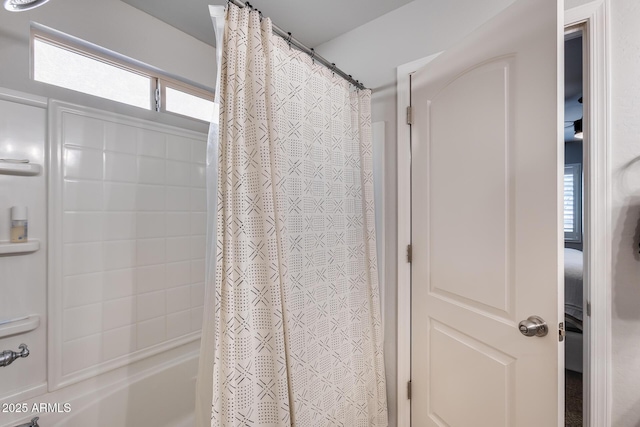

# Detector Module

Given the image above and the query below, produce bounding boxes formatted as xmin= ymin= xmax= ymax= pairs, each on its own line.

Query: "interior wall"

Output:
xmin=610 ymin=0 xmax=640 ymax=425
xmin=0 ymin=0 xmax=216 ymax=100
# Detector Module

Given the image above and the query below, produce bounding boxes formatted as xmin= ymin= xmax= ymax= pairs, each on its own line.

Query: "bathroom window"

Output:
xmin=31 ymin=26 xmax=215 ymax=123
xmin=33 ymin=37 xmax=153 ymax=109
xmin=161 ymin=82 xmax=218 ymax=123
xmin=564 ymin=163 xmax=582 ymax=242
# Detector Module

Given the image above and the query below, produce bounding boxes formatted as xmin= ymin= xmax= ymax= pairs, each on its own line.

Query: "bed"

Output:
xmin=564 ymin=247 xmax=583 ymax=373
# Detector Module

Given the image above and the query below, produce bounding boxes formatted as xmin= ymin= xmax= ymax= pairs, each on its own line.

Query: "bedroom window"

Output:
xmin=564 ymin=163 xmax=582 ymax=242
xmin=31 ymin=25 xmax=215 ymax=123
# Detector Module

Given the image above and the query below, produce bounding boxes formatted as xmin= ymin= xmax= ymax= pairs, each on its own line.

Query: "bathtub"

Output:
xmin=2 ymin=342 xmax=199 ymax=427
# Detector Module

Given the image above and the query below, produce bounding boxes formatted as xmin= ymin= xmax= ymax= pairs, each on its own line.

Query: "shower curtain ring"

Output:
xmin=286 ymin=32 xmax=293 ymax=48
xmin=330 ymin=63 xmax=336 ymax=75
xmin=310 ymin=48 xmax=315 ymax=64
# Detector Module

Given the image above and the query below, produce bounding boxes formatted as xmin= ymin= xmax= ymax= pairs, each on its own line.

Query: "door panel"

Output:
xmin=427 ymin=57 xmax=514 ymax=319
xmin=411 ymin=0 xmax=563 ymax=426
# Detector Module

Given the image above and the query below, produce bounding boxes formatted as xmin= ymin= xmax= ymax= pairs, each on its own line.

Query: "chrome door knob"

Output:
xmin=518 ymin=316 xmax=548 ymax=337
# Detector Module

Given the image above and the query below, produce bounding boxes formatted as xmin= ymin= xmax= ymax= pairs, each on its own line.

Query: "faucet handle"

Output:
xmin=0 ymin=343 xmax=30 ymax=367
xmin=14 ymin=417 xmax=39 ymax=427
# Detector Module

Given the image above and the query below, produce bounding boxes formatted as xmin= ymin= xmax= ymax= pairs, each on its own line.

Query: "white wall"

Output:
xmin=610 ymin=0 xmax=640 ymax=424
xmin=0 ymin=0 xmax=216 ymax=100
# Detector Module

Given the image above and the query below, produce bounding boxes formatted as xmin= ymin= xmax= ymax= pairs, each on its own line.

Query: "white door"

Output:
xmin=410 ymin=0 xmax=563 ymax=426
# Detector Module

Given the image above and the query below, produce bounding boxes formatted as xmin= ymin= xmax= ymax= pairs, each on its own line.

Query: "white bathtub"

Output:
xmin=2 ymin=343 xmax=198 ymax=427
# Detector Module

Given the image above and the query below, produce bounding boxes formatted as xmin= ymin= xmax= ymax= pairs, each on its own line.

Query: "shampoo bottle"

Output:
xmin=10 ymin=206 xmax=28 ymax=243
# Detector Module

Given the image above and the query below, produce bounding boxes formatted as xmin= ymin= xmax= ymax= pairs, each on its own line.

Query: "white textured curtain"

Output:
xmin=205 ymin=3 xmax=388 ymax=426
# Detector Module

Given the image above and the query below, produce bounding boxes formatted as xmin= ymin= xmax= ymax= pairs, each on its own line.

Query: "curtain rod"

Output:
xmin=226 ymin=0 xmax=366 ymax=90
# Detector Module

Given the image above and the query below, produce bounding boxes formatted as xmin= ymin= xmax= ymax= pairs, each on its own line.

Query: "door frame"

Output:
xmin=395 ymin=1 xmax=611 ymax=425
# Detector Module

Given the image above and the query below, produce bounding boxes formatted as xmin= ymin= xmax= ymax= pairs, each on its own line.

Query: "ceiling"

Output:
xmin=120 ymin=0 xmax=414 ymax=48
xmin=564 ymin=33 xmax=583 ymax=143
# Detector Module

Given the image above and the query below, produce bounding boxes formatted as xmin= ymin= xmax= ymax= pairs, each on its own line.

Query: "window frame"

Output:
xmin=31 ymin=24 xmax=215 ymax=123
xmin=564 ymin=163 xmax=582 ymax=243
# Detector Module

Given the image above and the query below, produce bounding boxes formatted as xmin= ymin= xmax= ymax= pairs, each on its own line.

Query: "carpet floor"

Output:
xmin=566 ymin=369 xmax=583 ymax=426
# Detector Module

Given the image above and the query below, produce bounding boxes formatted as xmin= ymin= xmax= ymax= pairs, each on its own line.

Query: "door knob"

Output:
xmin=518 ymin=316 xmax=548 ymax=337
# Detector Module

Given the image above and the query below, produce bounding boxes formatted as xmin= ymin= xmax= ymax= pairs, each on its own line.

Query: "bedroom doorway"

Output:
xmin=564 ymin=27 xmax=585 ymax=427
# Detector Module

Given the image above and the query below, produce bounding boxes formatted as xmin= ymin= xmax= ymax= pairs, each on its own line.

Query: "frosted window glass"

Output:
xmin=34 ymin=39 xmax=152 ymax=109
xmin=165 ymin=87 xmax=218 ymax=123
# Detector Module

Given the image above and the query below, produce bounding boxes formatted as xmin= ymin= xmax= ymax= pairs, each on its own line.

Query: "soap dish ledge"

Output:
xmin=0 ymin=162 xmax=42 ymax=176
xmin=0 ymin=240 xmax=40 ymax=255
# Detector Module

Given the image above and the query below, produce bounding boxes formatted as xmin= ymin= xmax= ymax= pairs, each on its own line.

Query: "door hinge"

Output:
xmin=406 ymin=106 xmax=413 ymax=125
xmin=407 ymin=244 xmax=412 ymax=263
xmin=407 ymin=381 xmax=412 ymax=400
xmin=586 ymin=301 xmax=591 ymax=317
xmin=559 ymin=322 xmax=565 ymax=342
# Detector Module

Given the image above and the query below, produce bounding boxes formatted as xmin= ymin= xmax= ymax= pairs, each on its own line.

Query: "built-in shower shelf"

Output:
xmin=0 ymin=315 xmax=40 ymax=339
xmin=0 ymin=161 xmax=42 ymax=176
xmin=0 ymin=240 xmax=40 ymax=255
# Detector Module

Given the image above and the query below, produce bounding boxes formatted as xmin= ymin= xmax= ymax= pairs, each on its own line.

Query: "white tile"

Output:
xmin=190 ymin=283 xmax=205 ymax=308
xmin=190 ymin=212 xmax=206 ymax=235
xmin=136 ymin=212 xmax=165 ymax=238
xmin=104 ymin=182 xmax=136 ymax=211
xmin=102 ymin=324 xmax=136 ymax=361
xmin=103 ymin=296 xmax=136 ymax=331
xmin=105 ymin=152 xmax=137 ymax=183
xmin=137 ymin=290 xmax=166 ymax=321
xmin=190 ymin=188 xmax=207 ymax=212
xmin=63 ymin=335 xmax=102 ymax=375
xmin=137 ymin=238 xmax=165 ymax=266
xmin=103 ymin=240 xmax=136 ymax=270
xmin=166 ymin=186 xmax=190 ymax=212
xmin=103 ymin=268 xmax=135 ymax=300
xmin=166 ymin=212 xmax=190 ymax=237
xmin=191 ymin=307 xmax=204 ymax=332
xmin=191 ymin=139 xmax=206 ymax=164
xmin=136 ymin=264 xmax=166 ymax=294
xmin=63 ymin=303 xmax=102 ymax=341
xmin=190 ymin=235 xmax=206 ymax=259
xmin=191 ymin=164 xmax=206 ymax=188
xmin=138 ymin=157 xmax=165 ymax=185
xmin=138 ymin=129 xmax=166 ymax=158
xmin=64 ymin=180 xmax=103 ymax=211
xmin=166 ymin=261 xmax=190 ymax=288
xmin=63 ymin=272 xmax=104 ymax=308
xmin=64 ymin=114 xmax=104 ymax=149
xmin=166 ymin=160 xmax=191 ymax=187
xmin=166 ymin=135 xmax=192 ymax=161
xmin=64 ymin=147 xmax=103 ymax=180
xmin=64 ymin=242 xmax=103 ymax=276
xmin=166 ymin=237 xmax=190 ymax=262
xmin=63 ymin=212 xmax=103 ymax=243
xmin=136 ymin=185 xmax=165 ymax=211
xmin=105 ymin=122 xmax=138 ymax=154
xmin=166 ymin=310 xmax=191 ymax=339
xmin=191 ymin=259 xmax=206 ymax=284
xmin=137 ymin=317 xmax=166 ymax=349
xmin=166 ymin=285 xmax=190 ymax=314
xmin=103 ymin=212 xmax=136 ymax=241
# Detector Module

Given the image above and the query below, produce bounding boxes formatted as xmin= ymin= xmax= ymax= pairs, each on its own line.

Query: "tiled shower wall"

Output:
xmin=49 ymin=102 xmax=207 ymax=388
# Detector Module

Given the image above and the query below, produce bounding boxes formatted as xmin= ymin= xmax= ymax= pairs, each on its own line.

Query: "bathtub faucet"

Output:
xmin=0 ymin=343 xmax=29 ymax=367
xmin=14 ymin=417 xmax=39 ymax=427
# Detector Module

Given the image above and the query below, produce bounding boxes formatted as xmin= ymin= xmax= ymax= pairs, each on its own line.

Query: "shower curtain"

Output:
xmin=198 ymin=4 xmax=387 ymax=426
